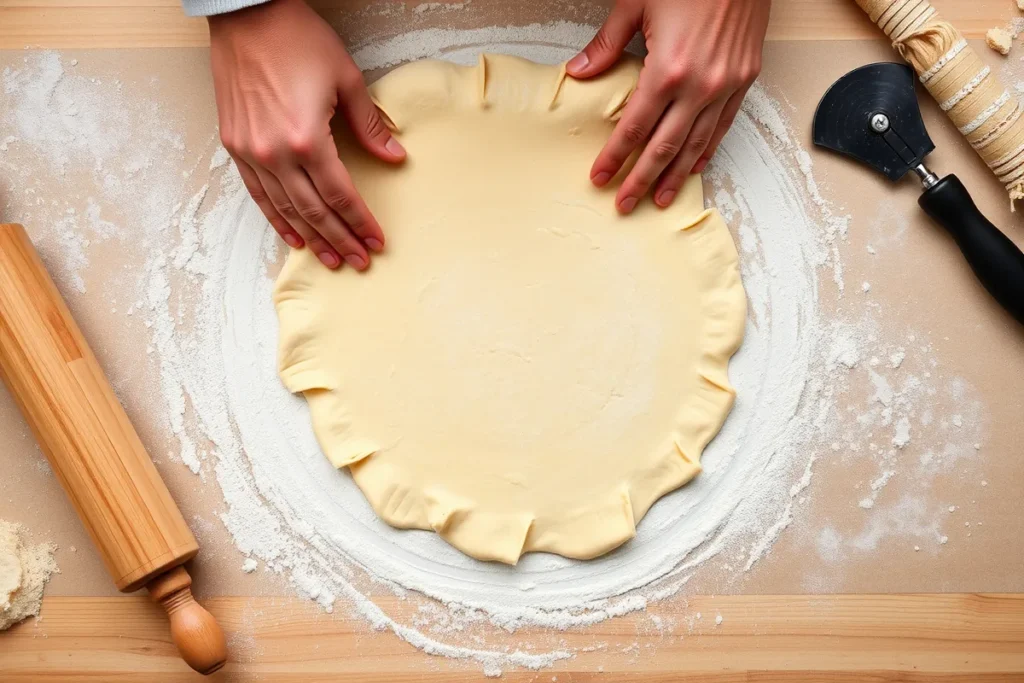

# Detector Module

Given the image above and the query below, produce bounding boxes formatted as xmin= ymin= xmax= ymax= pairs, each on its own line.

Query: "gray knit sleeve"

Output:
xmin=182 ymin=0 xmax=272 ymax=17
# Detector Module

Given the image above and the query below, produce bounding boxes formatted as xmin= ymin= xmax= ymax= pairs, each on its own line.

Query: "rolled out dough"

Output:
xmin=274 ymin=54 xmax=746 ymax=564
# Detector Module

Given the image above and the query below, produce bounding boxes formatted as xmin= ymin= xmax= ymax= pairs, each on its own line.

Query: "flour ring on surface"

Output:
xmin=178 ymin=29 xmax=829 ymax=630
xmin=272 ymin=55 xmax=747 ymax=564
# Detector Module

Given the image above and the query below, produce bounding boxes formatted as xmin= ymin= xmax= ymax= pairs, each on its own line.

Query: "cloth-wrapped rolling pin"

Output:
xmin=856 ymin=0 xmax=1024 ymax=206
xmin=0 ymin=223 xmax=227 ymax=674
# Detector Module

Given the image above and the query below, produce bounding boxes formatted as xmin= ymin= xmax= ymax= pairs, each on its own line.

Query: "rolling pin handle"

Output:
xmin=146 ymin=566 xmax=228 ymax=675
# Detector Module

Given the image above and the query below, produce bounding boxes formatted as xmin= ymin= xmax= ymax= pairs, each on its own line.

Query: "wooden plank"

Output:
xmin=0 ymin=8 xmax=210 ymax=48
xmin=0 ymin=0 xmax=1018 ymax=49
xmin=2 ymin=594 xmax=1024 ymax=681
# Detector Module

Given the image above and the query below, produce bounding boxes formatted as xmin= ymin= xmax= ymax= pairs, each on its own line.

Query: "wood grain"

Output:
xmin=0 ymin=223 xmax=198 ymax=592
xmin=0 ymin=0 xmax=1016 ymax=49
xmin=2 ymin=593 xmax=1023 ymax=681
xmin=0 ymin=224 xmax=227 ymax=673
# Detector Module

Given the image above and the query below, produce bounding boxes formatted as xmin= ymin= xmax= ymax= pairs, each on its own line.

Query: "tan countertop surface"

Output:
xmin=1 ymin=1 xmax=1024 ymax=681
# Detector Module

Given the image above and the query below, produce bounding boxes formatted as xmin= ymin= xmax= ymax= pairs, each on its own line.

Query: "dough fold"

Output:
xmin=275 ymin=54 xmax=746 ymax=564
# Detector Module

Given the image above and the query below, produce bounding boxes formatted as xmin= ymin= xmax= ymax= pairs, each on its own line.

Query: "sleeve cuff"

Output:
xmin=182 ymin=0 xmax=274 ymax=18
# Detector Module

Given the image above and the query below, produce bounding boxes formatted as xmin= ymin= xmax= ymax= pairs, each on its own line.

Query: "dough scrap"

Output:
xmin=0 ymin=523 xmax=22 ymax=612
xmin=0 ymin=520 xmax=58 ymax=631
xmin=274 ymin=54 xmax=746 ymax=564
xmin=986 ymin=27 xmax=1013 ymax=55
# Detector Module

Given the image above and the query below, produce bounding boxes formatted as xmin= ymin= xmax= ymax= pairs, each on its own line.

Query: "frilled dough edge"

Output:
xmin=272 ymin=55 xmax=746 ymax=565
xmin=365 ymin=53 xmax=639 ymax=133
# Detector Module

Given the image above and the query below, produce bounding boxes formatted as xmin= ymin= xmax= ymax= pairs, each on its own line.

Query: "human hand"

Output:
xmin=209 ymin=0 xmax=406 ymax=269
xmin=566 ymin=0 xmax=770 ymax=213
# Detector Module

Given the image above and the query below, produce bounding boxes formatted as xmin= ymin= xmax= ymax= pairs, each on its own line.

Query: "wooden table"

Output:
xmin=2 ymin=1 xmax=1024 ymax=681
xmin=4 ymin=594 xmax=1024 ymax=681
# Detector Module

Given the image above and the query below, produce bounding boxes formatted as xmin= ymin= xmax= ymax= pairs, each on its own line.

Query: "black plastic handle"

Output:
xmin=918 ymin=174 xmax=1024 ymax=325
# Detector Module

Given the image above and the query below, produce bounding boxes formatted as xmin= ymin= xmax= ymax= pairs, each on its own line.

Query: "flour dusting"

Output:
xmin=0 ymin=25 xmax=992 ymax=675
xmin=0 ymin=520 xmax=59 ymax=632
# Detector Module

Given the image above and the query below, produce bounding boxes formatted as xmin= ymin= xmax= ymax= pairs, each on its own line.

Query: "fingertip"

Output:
xmin=283 ymin=232 xmax=304 ymax=249
xmin=384 ymin=136 xmax=407 ymax=161
xmin=365 ymin=237 xmax=384 ymax=253
xmin=318 ymin=251 xmax=341 ymax=269
xmin=566 ymin=52 xmax=590 ymax=77
xmin=655 ymin=189 xmax=676 ymax=208
xmin=344 ymin=253 xmax=368 ymax=271
xmin=692 ymin=157 xmax=709 ymax=174
xmin=617 ymin=196 xmax=638 ymax=214
xmin=592 ymin=171 xmax=612 ymax=187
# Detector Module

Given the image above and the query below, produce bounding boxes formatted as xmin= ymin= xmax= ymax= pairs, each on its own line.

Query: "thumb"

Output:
xmin=566 ymin=2 xmax=641 ymax=79
xmin=337 ymin=70 xmax=406 ymax=164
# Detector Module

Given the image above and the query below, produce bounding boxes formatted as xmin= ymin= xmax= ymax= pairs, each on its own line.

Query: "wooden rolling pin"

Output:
xmin=0 ymin=223 xmax=227 ymax=675
xmin=854 ymin=0 xmax=1024 ymax=206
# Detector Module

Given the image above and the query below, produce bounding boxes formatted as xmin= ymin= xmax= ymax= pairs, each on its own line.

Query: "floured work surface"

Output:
xmin=275 ymin=55 xmax=745 ymax=565
xmin=1 ymin=6 xmax=1024 ymax=679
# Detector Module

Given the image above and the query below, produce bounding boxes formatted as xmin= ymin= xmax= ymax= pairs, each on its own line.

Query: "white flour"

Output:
xmin=0 ymin=520 xmax=59 ymax=631
xmin=0 ymin=22 xmax=991 ymax=675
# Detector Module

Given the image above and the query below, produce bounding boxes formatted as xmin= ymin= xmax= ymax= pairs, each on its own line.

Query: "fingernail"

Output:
xmin=657 ymin=190 xmax=676 ymax=206
xmin=385 ymin=136 xmax=405 ymax=157
xmin=619 ymin=196 xmax=638 ymax=213
xmin=592 ymin=171 xmax=611 ymax=187
xmin=345 ymin=253 xmax=366 ymax=270
xmin=365 ymin=238 xmax=384 ymax=252
xmin=319 ymin=252 xmax=340 ymax=268
xmin=567 ymin=53 xmax=589 ymax=73
xmin=692 ymin=158 xmax=709 ymax=174
xmin=283 ymin=233 xmax=303 ymax=249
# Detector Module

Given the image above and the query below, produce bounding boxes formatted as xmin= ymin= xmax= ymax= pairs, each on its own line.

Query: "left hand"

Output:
xmin=566 ymin=0 xmax=770 ymax=213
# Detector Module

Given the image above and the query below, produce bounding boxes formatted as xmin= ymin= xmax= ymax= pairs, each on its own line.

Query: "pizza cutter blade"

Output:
xmin=812 ymin=62 xmax=1024 ymax=325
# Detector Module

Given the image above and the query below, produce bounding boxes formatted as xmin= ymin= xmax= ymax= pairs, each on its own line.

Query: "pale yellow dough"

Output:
xmin=274 ymin=55 xmax=746 ymax=564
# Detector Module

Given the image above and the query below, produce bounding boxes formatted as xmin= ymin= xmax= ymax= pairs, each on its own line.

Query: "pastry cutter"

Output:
xmin=812 ymin=62 xmax=1024 ymax=325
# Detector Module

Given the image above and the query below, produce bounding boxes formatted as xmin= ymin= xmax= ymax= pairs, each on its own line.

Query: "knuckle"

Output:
xmin=622 ymin=122 xmax=649 ymax=145
xmin=365 ymin=110 xmax=390 ymax=140
xmin=685 ymin=135 xmax=711 ymax=153
xmin=247 ymin=185 xmax=269 ymax=203
xmin=660 ymin=172 xmax=685 ymax=191
xmin=274 ymin=200 xmax=299 ymax=220
xmin=744 ymin=59 xmax=762 ymax=83
xmin=250 ymin=141 xmax=278 ymax=167
xmin=323 ymin=191 xmax=354 ymax=214
xmin=623 ymin=180 xmax=649 ymax=199
xmin=297 ymin=202 xmax=330 ymax=224
xmin=701 ymin=71 xmax=729 ymax=95
xmin=305 ymin=234 xmax=331 ymax=252
xmin=345 ymin=212 xmax=367 ymax=233
xmin=659 ymin=64 xmax=689 ymax=91
xmin=339 ymin=67 xmax=366 ymax=93
xmin=651 ymin=140 xmax=681 ymax=163
xmin=327 ymin=231 xmax=358 ymax=254
xmin=287 ymin=132 xmax=316 ymax=161
xmin=591 ymin=27 xmax=617 ymax=54
xmin=269 ymin=219 xmax=292 ymax=236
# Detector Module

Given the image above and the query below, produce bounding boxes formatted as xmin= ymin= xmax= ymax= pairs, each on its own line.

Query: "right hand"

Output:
xmin=208 ymin=0 xmax=405 ymax=270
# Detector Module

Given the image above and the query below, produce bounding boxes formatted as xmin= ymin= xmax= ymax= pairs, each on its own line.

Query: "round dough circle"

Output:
xmin=274 ymin=55 xmax=746 ymax=564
